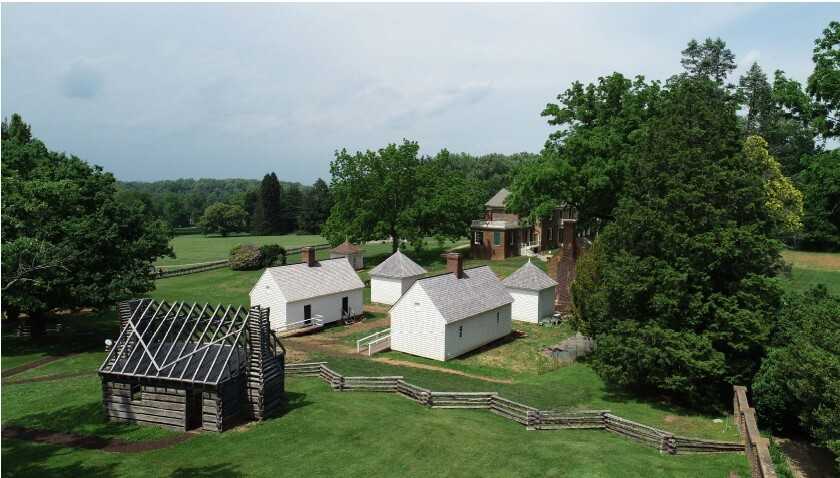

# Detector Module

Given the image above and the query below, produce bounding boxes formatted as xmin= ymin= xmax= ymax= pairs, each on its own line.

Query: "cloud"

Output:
xmin=387 ymin=81 xmax=493 ymax=129
xmin=60 ymin=60 xmax=104 ymax=99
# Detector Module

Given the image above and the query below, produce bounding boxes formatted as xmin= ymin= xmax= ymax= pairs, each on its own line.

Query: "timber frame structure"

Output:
xmin=99 ymin=299 xmax=285 ymax=432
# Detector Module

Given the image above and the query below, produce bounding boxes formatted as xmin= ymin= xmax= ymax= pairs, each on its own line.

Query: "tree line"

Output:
xmin=501 ymin=26 xmax=839 ymax=467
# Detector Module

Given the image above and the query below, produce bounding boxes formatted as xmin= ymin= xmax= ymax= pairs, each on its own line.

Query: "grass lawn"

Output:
xmin=2 ymin=374 xmax=749 ymax=478
xmin=156 ymin=234 xmax=327 ymax=266
xmin=780 ymin=250 xmax=840 ymax=295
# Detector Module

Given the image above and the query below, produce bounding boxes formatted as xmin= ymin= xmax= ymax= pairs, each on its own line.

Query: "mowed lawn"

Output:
xmin=780 ymin=249 xmax=840 ymax=295
xmin=156 ymin=234 xmax=327 ymax=266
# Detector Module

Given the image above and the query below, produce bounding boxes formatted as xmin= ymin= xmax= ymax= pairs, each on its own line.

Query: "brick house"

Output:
xmin=470 ymin=188 xmax=577 ymax=260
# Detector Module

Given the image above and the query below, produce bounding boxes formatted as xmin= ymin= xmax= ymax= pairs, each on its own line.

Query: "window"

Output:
xmin=458 ymin=325 xmax=463 ymax=338
xmin=130 ymin=383 xmax=141 ymax=401
xmin=509 ymin=231 xmax=514 ymax=245
xmin=493 ymin=231 xmax=501 ymax=246
xmin=474 ymin=231 xmax=483 ymax=245
xmin=496 ymin=311 xmax=500 ymax=325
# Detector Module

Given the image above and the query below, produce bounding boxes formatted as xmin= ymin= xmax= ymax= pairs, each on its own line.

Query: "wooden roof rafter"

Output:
xmin=99 ymin=299 xmax=253 ymax=386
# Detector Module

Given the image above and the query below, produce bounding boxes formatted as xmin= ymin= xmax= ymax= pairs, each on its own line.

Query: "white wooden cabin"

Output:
xmin=502 ymin=259 xmax=557 ymax=323
xmin=390 ymin=254 xmax=513 ymax=361
xmin=329 ymin=240 xmax=364 ymax=270
xmin=250 ymin=248 xmax=364 ymax=330
xmin=369 ymin=250 xmax=427 ymax=305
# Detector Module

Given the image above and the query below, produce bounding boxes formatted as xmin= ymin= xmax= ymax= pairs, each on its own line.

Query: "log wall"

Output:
xmin=101 ymin=379 xmax=188 ymax=431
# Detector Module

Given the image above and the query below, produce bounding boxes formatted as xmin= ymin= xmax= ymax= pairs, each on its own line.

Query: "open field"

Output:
xmin=156 ymin=234 xmax=327 ymax=266
xmin=781 ymin=250 xmax=840 ymax=295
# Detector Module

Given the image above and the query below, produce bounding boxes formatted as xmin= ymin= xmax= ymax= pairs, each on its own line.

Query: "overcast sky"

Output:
xmin=2 ymin=3 xmax=836 ymax=183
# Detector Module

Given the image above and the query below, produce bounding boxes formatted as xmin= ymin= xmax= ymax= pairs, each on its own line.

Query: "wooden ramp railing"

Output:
xmin=283 ymin=361 xmax=746 ymax=456
xmin=356 ymin=328 xmax=391 ymax=356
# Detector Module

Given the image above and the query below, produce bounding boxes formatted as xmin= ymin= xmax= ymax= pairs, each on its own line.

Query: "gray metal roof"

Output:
xmin=502 ymin=260 xmax=558 ymax=291
xmin=369 ymin=250 xmax=427 ymax=278
xmin=265 ymin=257 xmax=365 ymax=303
xmin=99 ymin=300 xmax=251 ymax=385
xmin=485 ymin=188 xmax=510 ymax=208
xmin=417 ymin=266 xmax=513 ymax=323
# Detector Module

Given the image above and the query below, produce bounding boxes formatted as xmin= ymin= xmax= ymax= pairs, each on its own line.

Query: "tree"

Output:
xmin=199 ymin=203 xmax=248 ymax=236
xmin=798 ymin=150 xmax=840 ymax=251
xmin=298 ymin=178 xmax=332 ymax=234
xmin=742 ymin=135 xmax=803 ymax=237
xmin=508 ymin=73 xmax=660 ymax=229
xmin=282 ymin=184 xmax=303 ymax=233
xmin=753 ymin=286 xmax=840 ymax=470
xmin=572 ymin=72 xmax=785 ymax=405
xmin=252 ymin=173 xmax=283 ymax=234
xmin=324 ymin=140 xmax=422 ymax=252
xmin=680 ymin=38 xmax=736 ymax=84
xmin=738 ymin=63 xmax=775 ymax=134
xmin=808 ymin=21 xmax=840 ymax=138
xmin=1 ymin=115 xmax=173 ymax=337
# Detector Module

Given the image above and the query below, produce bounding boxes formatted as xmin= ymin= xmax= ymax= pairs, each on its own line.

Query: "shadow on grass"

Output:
xmin=1 ymin=438 xmax=120 ymax=478
xmin=1 ymin=310 xmax=119 ymax=362
xmin=169 ymin=463 xmax=247 ymax=478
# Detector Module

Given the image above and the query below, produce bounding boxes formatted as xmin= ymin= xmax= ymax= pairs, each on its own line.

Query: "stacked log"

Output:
xmin=245 ymin=307 xmax=285 ymax=420
xmin=604 ymin=414 xmax=674 ymax=453
xmin=429 ymin=392 xmax=496 ymax=409
xmin=101 ymin=380 xmax=187 ymax=431
xmin=671 ymin=436 xmax=745 ymax=454
xmin=319 ymin=365 xmax=344 ymax=390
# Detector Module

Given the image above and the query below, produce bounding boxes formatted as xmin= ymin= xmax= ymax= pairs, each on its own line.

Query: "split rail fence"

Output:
xmin=153 ymin=244 xmax=332 ymax=279
xmin=284 ymin=362 xmax=746 ymax=456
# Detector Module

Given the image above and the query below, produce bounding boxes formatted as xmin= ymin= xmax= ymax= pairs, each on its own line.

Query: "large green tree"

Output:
xmin=808 ymin=21 xmax=840 ymax=138
xmin=798 ymin=149 xmax=840 ymax=250
xmin=507 ymin=73 xmax=660 ymax=228
xmin=252 ymin=173 xmax=283 ymax=234
xmin=199 ymin=202 xmax=249 ymax=237
xmin=680 ymin=37 xmax=736 ymax=84
xmin=297 ymin=178 xmax=333 ymax=235
xmin=572 ymin=71 xmax=785 ymax=405
xmin=1 ymin=114 xmax=173 ymax=337
xmin=323 ymin=140 xmax=482 ymax=251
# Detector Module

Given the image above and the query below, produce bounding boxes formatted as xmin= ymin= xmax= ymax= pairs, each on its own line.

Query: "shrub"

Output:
xmin=229 ymin=244 xmax=264 ymax=271
xmin=260 ymin=244 xmax=286 ymax=267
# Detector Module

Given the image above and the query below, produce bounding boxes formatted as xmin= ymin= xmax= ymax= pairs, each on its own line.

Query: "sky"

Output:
xmin=2 ymin=3 xmax=837 ymax=183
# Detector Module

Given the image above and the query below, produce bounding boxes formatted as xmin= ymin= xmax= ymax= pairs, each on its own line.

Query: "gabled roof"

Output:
xmin=502 ymin=260 xmax=558 ymax=291
xmin=260 ymin=257 xmax=364 ymax=303
xmin=369 ymin=250 xmax=427 ymax=279
xmin=485 ymin=188 xmax=510 ymax=208
xmin=99 ymin=300 xmax=251 ymax=385
xmin=331 ymin=240 xmax=362 ymax=255
xmin=413 ymin=266 xmax=513 ymax=324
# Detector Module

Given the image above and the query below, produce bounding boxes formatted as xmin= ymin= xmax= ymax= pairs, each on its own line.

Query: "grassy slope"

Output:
xmin=156 ymin=234 xmax=327 ymax=266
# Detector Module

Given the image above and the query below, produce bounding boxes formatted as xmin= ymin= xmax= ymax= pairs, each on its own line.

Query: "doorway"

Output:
xmin=341 ymin=297 xmax=349 ymax=317
xmin=304 ymin=304 xmax=312 ymax=325
xmin=186 ymin=389 xmax=203 ymax=431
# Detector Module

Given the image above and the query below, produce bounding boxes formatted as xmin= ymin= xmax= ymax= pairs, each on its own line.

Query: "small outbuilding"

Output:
xmin=99 ymin=298 xmax=284 ymax=432
xmin=390 ymin=253 xmax=513 ymax=361
xmin=330 ymin=240 xmax=364 ymax=270
xmin=369 ymin=250 xmax=427 ymax=305
xmin=502 ymin=259 xmax=558 ymax=323
xmin=250 ymin=247 xmax=365 ymax=330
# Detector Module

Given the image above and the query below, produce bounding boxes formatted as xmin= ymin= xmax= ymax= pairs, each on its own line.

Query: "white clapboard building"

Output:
xmin=502 ymin=259 xmax=557 ymax=323
xmin=390 ymin=253 xmax=513 ymax=361
xmin=250 ymin=247 xmax=364 ymax=330
xmin=369 ymin=250 xmax=427 ymax=305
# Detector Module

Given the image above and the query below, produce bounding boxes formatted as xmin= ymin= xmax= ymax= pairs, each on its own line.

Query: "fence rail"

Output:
xmin=284 ymin=361 xmax=746 ymax=456
xmin=734 ymin=385 xmax=778 ymax=478
xmin=153 ymin=243 xmax=332 ymax=279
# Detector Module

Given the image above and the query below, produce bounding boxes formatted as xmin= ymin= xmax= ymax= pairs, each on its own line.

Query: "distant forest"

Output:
xmin=117 ymin=152 xmax=538 ymax=234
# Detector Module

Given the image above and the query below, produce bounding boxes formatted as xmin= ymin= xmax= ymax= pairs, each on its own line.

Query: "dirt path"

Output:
xmin=372 ymin=357 xmax=513 ymax=384
xmin=3 ymin=371 xmax=98 ymax=386
xmin=3 ymin=355 xmax=76 ymax=378
xmin=777 ymin=437 xmax=837 ymax=478
xmin=2 ymin=425 xmax=194 ymax=453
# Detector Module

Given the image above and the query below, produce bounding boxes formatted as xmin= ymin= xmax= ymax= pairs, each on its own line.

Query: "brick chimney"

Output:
xmin=303 ymin=247 xmax=317 ymax=267
xmin=442 ymin=252 xmax=464 ymax=279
